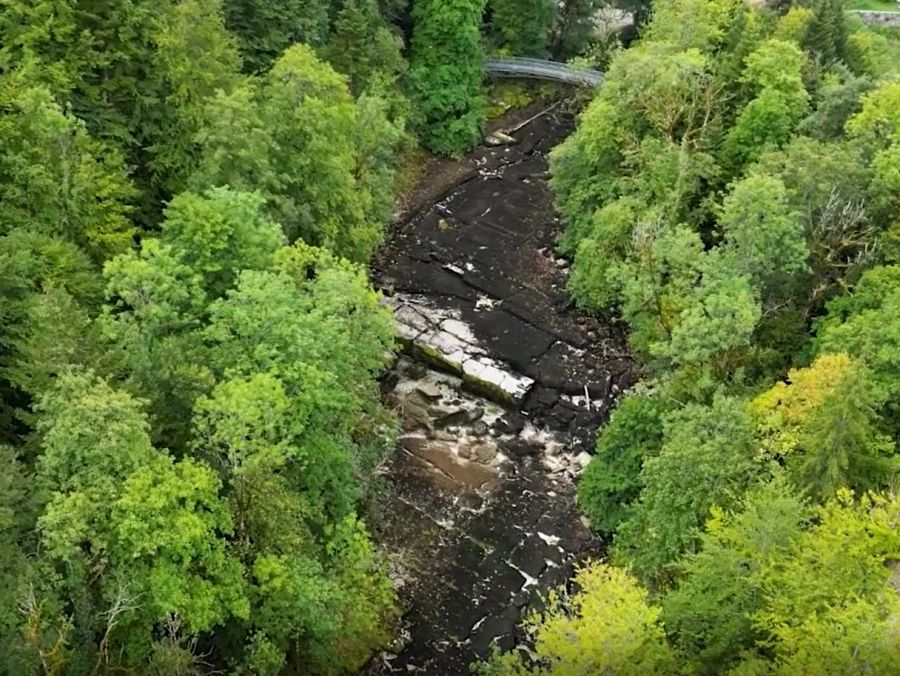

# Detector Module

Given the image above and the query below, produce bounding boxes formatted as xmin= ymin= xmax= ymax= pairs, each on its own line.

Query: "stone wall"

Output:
xmin=850 ymin=10 xmax=900 ymax=28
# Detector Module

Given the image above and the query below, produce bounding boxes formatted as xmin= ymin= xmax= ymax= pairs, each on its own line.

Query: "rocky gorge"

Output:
xmin=365 ymin=106 xmax=636 ymax=674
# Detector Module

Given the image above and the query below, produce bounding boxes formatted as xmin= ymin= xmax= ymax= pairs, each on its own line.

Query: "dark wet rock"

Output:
xmin=510 ymin=542 xmax=547 ymax=580
xmin=456 ymin=492 xmax=484 ymax=512
xmin=501 ymin=603 xmax=522 ymax=624
xmin=493 ymin=412 xmax=527 ymax=436
xmin=406 ymin=361 xmax=428 ymax=379
xmin=552 ymin=399 xmax=580 ymax=421
xmin=478 ymin=563 xmax=526 ymax=604
xmin=379 ymin=370 xmax=400 ymax=394
xmin=538 ymin=563 xmax=571 ymax=592
xmin=510 ymin=589 xmax=530 ymax=609
xmin=446 ymin=596 xmax=488 ymax=639
xmin=544 ymin=545 xmax=564 ymax=566
xmin=471 ymin=616 xmax=516 ymax=654
xmin=495 ymin=632 xmax=517 ymax=653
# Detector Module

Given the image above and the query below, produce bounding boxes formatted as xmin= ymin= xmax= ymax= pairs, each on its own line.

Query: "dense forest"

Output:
xmin=0 ymin=0 xmax=599 ymax=673
xmin=0 ymin=0 xmax=899 ymax=674
xmin=483 ymin=1 xmax=900 ymax=674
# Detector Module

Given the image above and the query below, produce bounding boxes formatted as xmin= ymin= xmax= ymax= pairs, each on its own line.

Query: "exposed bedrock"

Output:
xmin=375 ymin=111 xmax=635 ymax=453
xmin=366 ymin=109 xmax=635 ymax=674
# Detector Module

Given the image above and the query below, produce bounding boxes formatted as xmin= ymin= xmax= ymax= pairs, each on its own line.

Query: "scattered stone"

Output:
xmin=574 ymin=451 xmax=592 ymax=469
xmin=406 ymin=362 xmax=427 ymax=380
xmin=504 ymin=439 xmax=541 ymax=458
xmin=406 ymin=390 xmax=432 ymax=410
xmin=432 ymin=430 xmax=457 ymax=443
xmin=467 ymin=406 xmax=485 ymax=423
xmin=402 ymin=403 xmax=432 ymax=432
xmin=436 ymin=409 xmax=469 ymax=428
xmin=399 ymin=436 xmax=428 ymax=455
xmin=444 ymin=263 xmax=466 ymax=276
xmin=457 ymin=444 xmax=473 ymax=460
xmin=456 ymin=492 xmax=484 ymax=512
xmin=537 ymin=532 xmax=561 ymax=547
xmin=473 ymin=442 xmax=499 ymax=464
xmin=494 ymin=412 xmax=526 ymax=436
xmin=536 ymin=387 xmax=561 ymax=408
xmin=484 ymin=131 xmax=517 ymax=146
xmin=471 ymin=420 xmax=490 ymax=437
xmin=415 ymin=381 xmax=443 ymax=400
xmin=475 ymin=295 xmax=500 ymax=312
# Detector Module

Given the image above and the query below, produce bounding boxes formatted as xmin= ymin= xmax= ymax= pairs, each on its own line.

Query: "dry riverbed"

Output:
xmin=366 ymin=106 xmax=635 ymax=674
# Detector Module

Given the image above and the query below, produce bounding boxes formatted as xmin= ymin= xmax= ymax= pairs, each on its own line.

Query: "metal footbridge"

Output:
xmin=485 ymin=57 xmax=604 ymax=87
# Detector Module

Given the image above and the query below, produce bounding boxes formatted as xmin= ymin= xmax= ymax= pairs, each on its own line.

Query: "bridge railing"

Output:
xmin=485 ymin=57 xmax=604 ymax=87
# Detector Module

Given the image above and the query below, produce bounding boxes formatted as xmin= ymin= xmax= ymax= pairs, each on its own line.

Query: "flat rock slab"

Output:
xmin=400 ymin=436 xmax=497 ymax=490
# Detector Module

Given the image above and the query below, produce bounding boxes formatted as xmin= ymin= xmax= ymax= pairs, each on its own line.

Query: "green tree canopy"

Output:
xmin=409 ymin=0 xmax=487 ymax=155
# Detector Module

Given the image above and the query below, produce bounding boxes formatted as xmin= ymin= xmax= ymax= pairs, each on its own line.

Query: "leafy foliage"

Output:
xmin=222 ymin=0 xmax=330 ymax=72
xmin=525 ymin=3 xmax=900 ymax=673
xmin=489 ymin=0 xmax=556 ymax=57
xmin=193 ymin=45 xmax=404 ymax=261
xmin=578 ymin=393 xmax=665 ymax=533
xmin=0 ymin=0 xmax=498 ymax=671
xmin=613 ymin=395 xmax=763 ymax=588
xmin=0 ymin=80 xmax=135 ymax=261
xmin=326 ymin=0 xmax=407 ymax=95
xmin=478 ymin=563 xmax=676 ymax=675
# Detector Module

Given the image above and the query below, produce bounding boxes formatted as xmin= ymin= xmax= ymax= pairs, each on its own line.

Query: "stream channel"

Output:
xmin=365 ymin=105 xmax=636 ymax=674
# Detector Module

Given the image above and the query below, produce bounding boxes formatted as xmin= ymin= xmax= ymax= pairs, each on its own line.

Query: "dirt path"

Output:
xmin=366 ymin=110 xmax=635 ymax=674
